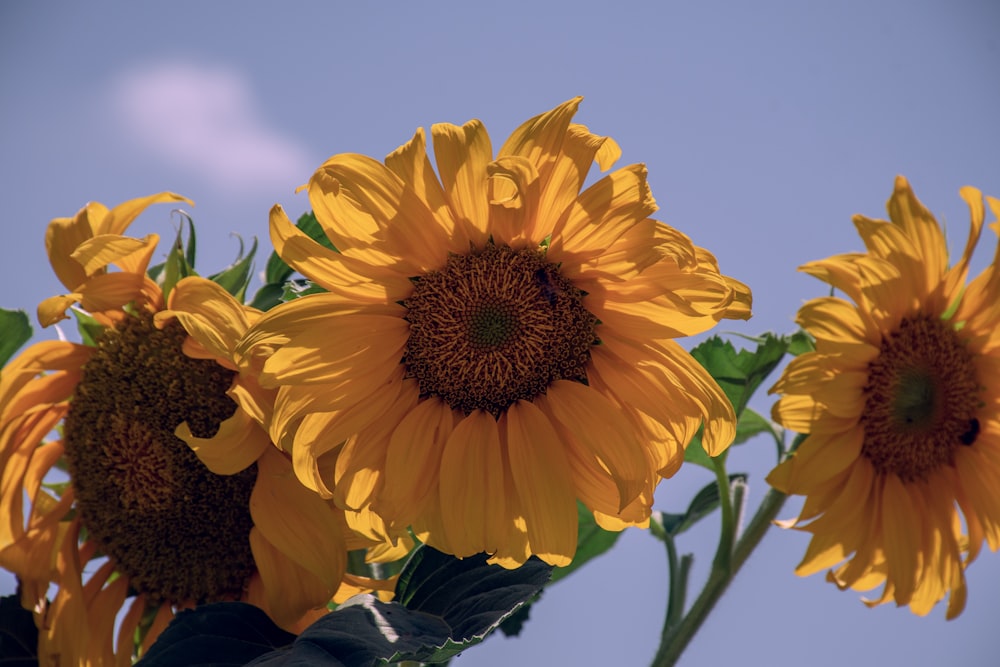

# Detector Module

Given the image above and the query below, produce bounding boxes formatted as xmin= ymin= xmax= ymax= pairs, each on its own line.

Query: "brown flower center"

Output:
xmin=860 ymin=315 xmax=981 ymax=481
xmin=63 ymin=314 xmax=256 ymax=605
xmin=402 ymin=242 xmax=599 ymax=416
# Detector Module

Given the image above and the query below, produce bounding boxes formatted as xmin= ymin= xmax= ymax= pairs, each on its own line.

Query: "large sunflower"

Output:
xmin=0 ymin=196 xmax=360 ymax=665
xmin=767 ymin=176 xmax=1000 ymax=618
xmin=237 ymin=98 xmax=751 ymax=568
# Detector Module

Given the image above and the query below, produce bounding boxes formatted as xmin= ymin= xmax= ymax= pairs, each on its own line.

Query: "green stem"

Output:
xmin=650 ymin=485 xmax=789 ymax=667
xmin=650 ymin=434 xmax=805 ymax=667
xmin=709 ymin=457 xmax=736 ymax=573
xmin=663 ymin=536 xmax=685 ymax=629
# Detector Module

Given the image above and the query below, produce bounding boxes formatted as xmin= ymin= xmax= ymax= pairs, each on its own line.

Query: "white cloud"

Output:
xmin=110 ymin=62 xmax=315 ymax=194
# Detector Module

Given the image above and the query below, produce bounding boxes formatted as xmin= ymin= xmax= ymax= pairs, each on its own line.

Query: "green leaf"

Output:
xmin=0 ymin=594 xmax=39 ymax=667
xmin=733 ymin=407 xmax=775 ymax=446
xmin=497 ymin=591 xmax=539 ymax=637
xmin=248 ymin=283 xmax=287 ymax=312
xmin=682 ymin=430 xmax=713 ymax=470
xmin=549 ymin=501 xmax=622 ymax=584
xmin=657 ymin=474 xmax=748 ymax=537
xmin=0 ymin=309 xmax=32 ymax=368
xmin=244 ymin=546 xmax=552 ymax=666
xmin=690 ymin=333 xmax=789 ymax=417
xmin=208 ymin=235 xmax=258 ymax=301
xmin=787 ymin=329 xmax=815 ymax=356
xmin=137 ymin=602 xmax=296 ymax=667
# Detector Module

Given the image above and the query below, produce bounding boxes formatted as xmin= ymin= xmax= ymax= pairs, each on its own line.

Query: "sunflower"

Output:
xmin=0 ymin=196 xmax=364 ymax=666
xmin=767 ymin=176 xmax=1000 ymax=619
xmin=236 ymin=98 xmax=751 ymax=568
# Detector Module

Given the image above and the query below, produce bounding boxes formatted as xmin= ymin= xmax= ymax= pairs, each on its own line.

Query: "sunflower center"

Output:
xmin=402 ymin=242 xmax=599 ymax=416
xmin=63 ymin=314 xmax=256 ymax=605
xmin=860 ymin=315 xmax=981 ymax=481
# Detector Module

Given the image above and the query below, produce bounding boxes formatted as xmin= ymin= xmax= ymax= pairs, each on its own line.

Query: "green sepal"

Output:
xmin=207 ymin=235 xmax=258 ymax=301
xmin=152 ymin=216 xmax=199 ymax=302
xmin=0 ymin=308 xmax=32 ymax=368
xmin=72 ymin=309 xmax=106 ymax=347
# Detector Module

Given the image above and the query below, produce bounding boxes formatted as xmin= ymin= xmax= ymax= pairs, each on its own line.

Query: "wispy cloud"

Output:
xmin=110 ymin=62 xmax=314 ymax=194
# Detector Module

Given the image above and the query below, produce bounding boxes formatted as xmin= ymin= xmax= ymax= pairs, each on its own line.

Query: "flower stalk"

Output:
xmin=652 ymin=434 xmax=805 ymax=667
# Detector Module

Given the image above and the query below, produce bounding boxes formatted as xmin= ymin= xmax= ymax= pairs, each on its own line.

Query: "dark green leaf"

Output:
xmin=0 ymin=309 xmax=32 ymax=368
xmin=248 ymin=283 xmax=288 ymax=312
xmin=497 ymin=591 xmax=539 ymax=637
xmin=251 ymin=546 xmax=552 ymax=666
xmin=208 ymin=235 xmax=258 ymax=301
xmin=549 ymin=501 xmax=622 ymax=584
xmin=139 ymin=602 xmax=296 ymax=667
xmin=0 ymin=594 xmax=39 ymax=667
xmin=690 ymin=333 xmax=789 ymax=417
xmin=657 ymin=474 xmax=747 ymax=537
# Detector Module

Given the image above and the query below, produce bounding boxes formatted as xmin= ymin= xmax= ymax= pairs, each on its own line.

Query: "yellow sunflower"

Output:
xmin=767 ymin=176 xmax=1000 ymax=619
xmin=236 ymin=98 xmax=752 ymax=568
xmin=0 ymin=196 xmax=365 ymax=666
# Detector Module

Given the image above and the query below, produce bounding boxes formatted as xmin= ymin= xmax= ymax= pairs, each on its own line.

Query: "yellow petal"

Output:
xmin=377 ymin=397 xmax=454 ymax=531
xmin=159 ymin=276 xmax=253 ymax=360
xmin=250 ymin=448 xmax=347 ymax=591
xmin=885 ymin=175 xmax=947 ymax=289
xmin=71 ymin=233 xmax=159 ymax=278
xmin=317 ymin=154 xmax=452 ymax=273
xmin=97 ymin=191 xmax=192 ymax=236
xmin=549 ymin=164 xmax=656 ymax=264
xmin=486 ymin=155 xmax=540 ymax=248
xmin=439 ymin=410 xmax=506 ymax=557
xmin=431 ymin=118 xmax=492 ymax=244
xmin=779 ymin=428 xmax=864 ymax=494
xmin=260 ymin=313 xmax=407 ymax=386
xmin=175 ymin=409 xmax=269 ymax=476
xmin=37 ymin=293 xmax=82 ymax=326
xmin=384 ymin=127 xmax=469 ymax=250
xmin=880 ymin=474 xmax=921 ymax=605
xmin=502 ymin=400 xmax=577 ymax=567
xmin=268 ymin=204 xmax=408 ymax=302
xmin=249 ymin=528 xmax=333 ymax=629
xmin=539 ymin=380 xmax=649 ymax=510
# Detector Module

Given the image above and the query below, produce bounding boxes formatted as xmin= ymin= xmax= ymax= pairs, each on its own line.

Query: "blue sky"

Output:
xmin=1 ymin=1 xmax=998 ymax=665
